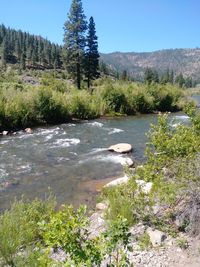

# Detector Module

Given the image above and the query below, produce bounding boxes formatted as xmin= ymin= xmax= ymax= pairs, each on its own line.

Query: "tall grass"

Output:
xmin=0 ymin=74 xmax=186 ymax=131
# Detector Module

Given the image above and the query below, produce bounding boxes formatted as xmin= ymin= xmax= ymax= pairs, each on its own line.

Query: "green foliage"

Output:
xmin=102 ymin=178 xmax=154 ymax=226
xmin=102 ymin=84 xmax=127 ymax=114
xmin=69 ymin=90 xmax=100 ymax=119
xmin=40 ymin=205 xmax=102 ymax=266
xmin=0 ymin=75 xmax=185 ymax=130
xmin=102 ymin=216 xmax=133 ymax=267
xmin=0 ymin=24 xmax=62 ymax=69
xmin=137 ymin=232 xmax=152 ymax=250
xmin=36 ymin=87 xmax=70 ymax=123
xmin=84 ymin=16 xmax=100 ymax=88
xmin=102 ymin=105 xmax=200 ymax=236
xmin=0 ymin=197 xmax=135 ymax=267
xmin=176 ymin=238 xmax=189 ymax=249
xmin=102 ymin=185 xmax=136 ymax=224
xmin=144 ymin=67 xmax=159 ymax=84
xmin=0 ymin=197 xmax=55 ymax=266
xmin=63 ymin=0 xmax=87 ymax=89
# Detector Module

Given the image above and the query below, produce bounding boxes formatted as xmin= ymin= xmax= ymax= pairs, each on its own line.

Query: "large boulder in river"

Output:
xmin=108 ymin=143 xmax=132 ymax=153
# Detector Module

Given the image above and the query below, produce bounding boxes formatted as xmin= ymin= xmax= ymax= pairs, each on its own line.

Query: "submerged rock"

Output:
xmin=124 ymin=157 xmax=134 ymax=167
xmin=25 ymin=128 xmax=33 ymax=134
xmin=2 ymin=131 xmax=9 ymax=136
xmin=108 ymin=143 xmax=132 ymax=153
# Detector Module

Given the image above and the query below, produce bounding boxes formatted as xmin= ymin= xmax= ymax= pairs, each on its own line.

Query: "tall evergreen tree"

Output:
xmin=84 ymin=16 xmax=99 ymax=88
xmin=63 ymin=0 xmax=87 ymax=89
xmin=1 ymin=37 xmax=9 ymax=66
xmin=121 ymin=70 xmax=128 ymax=81
xmin=144 ymin=67 xmax=159 ymax=84
xmin=175 ymin=73 xmax=185 ymax=88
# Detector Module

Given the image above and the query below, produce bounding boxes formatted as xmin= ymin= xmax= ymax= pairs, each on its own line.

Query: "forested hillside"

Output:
xmin=0 ymin=24 xmax=62 ymax=69
xmin=100 ymin=49 xmax=200 ymax=82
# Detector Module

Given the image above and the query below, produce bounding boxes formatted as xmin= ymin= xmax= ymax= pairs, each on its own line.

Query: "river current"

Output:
xmin=1 ymin=96 xmax=199 ymax=211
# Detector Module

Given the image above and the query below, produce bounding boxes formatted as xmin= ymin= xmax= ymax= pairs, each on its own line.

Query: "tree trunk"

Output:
xmin=87 ymin=76 xmax=90 ymax=89
xmin=76 ymin=62 xmax=81 ymax=89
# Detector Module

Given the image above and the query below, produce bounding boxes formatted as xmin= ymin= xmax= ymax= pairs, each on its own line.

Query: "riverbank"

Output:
xmin=1 ymin=107 xmax=200 ymax=266
xmin=0 ymin=71 xmax=187 ymax=131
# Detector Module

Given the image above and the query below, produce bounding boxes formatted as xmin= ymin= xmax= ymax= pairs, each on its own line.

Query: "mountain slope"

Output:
xmin=100 ymin=48 xmax=200 ymax=81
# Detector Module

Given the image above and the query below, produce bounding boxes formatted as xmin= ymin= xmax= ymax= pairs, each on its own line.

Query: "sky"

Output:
xmin=0 ymin=0 xmax=200 ymax=53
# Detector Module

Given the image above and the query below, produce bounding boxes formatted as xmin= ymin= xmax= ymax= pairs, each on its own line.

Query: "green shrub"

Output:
xmin=176 ymin=238 xmax=189 ymax=249
xmin=101 ymin=84 xmax=128 ymax=114
xmin=137 ymin=232 xmax=152 ymax=250
xmin=0 ymin=197 xmax=55 ymax=266
xmin=69 ymin=90 xmax=100 ymax=119
xmin=102 ymin=216 xmax=132 ymax=266
xmin=36 ymin=88 xmax=70 ymax=123
xmin=0 ymin=75 xmax=185 ymax=130
xmin=40 ymin=205 xmax=102 ymax=266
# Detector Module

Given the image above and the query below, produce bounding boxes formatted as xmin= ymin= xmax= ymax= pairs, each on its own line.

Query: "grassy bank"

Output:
xmin=0 ymin=70 xmax=187 ymax=131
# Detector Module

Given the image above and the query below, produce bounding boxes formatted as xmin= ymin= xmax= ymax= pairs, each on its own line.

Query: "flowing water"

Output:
xmin=1 ymin=96 xmax=199 ymax=211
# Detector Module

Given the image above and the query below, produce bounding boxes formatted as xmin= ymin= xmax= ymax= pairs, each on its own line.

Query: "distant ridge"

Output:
xmin=100 ymin=48 xmax=200 ymax=82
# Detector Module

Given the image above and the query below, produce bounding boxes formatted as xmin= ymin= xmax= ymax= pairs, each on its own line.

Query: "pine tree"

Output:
xmin=169 ymin=70 xmax=174 ymax=84
xmin=121 ymin=70 xmax=128 ymax=81
xmin=175 ymin=73 xmax=185 ymax=88
xmin=84 ymin=16 xmax=100 ymax=88
xmin=63 ymin=0 xmax=87 ymax=89
xmin=20 ymin=52 xmax=26 ymax=70
xmin=1 ymin=36 xmax=9 ymax=66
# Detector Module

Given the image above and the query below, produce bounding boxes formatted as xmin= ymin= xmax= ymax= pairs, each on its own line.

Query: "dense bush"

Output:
xmin=36 ymin=88 xmax=70 ymax=123
xmin=69 ymin=90 xmax=100 ymax=119
xmin=0 ymin=74 xmax=186 ymax=130
xmin=0 ymin=197 xmax=55 ymax=266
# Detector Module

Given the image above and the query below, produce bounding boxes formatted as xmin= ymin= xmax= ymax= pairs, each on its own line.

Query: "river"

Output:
xmin=1 ymin=96 xmax=199 ymax=211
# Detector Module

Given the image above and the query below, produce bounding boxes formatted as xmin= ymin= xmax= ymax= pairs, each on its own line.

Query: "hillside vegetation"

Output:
xmin=0 ymin=69 xmax=187 ymax=131
xmin=0 ymin=24 xmax=62 ymax=69
xmin=100 ymin=48 xmax=200 ymax=82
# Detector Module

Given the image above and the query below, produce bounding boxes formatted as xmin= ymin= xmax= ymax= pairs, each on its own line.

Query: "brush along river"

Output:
xmin=1 ymin=96 xmax=199 ymax=211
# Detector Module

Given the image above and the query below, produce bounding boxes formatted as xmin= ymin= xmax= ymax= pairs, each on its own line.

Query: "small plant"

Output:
xmin=176 ymin=237 xmax=189 ymax=249
xmin=137 ymin=232 xmax=152 ymax=250
xmin=102 ymin=216 xmax=133 ymax=267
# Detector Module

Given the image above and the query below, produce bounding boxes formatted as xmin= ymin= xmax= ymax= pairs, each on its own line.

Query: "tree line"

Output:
xmin=0 ymin=0 xmax=100 ymax=89
xmin=144 ymin=67 xmax=194 ymax=88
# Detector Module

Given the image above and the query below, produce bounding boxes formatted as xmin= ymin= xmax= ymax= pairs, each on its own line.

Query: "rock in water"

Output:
xmin=2 ymin=131 xmax=9 ymax=136
xmin=25 ymin=128 xmax=33 ymax=134
xmin=108 ymin=143 xmax=132 ymax=153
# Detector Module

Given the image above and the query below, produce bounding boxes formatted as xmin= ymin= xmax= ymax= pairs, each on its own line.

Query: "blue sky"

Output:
xmin=1 ymin=0 xmax=200 ymax=53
